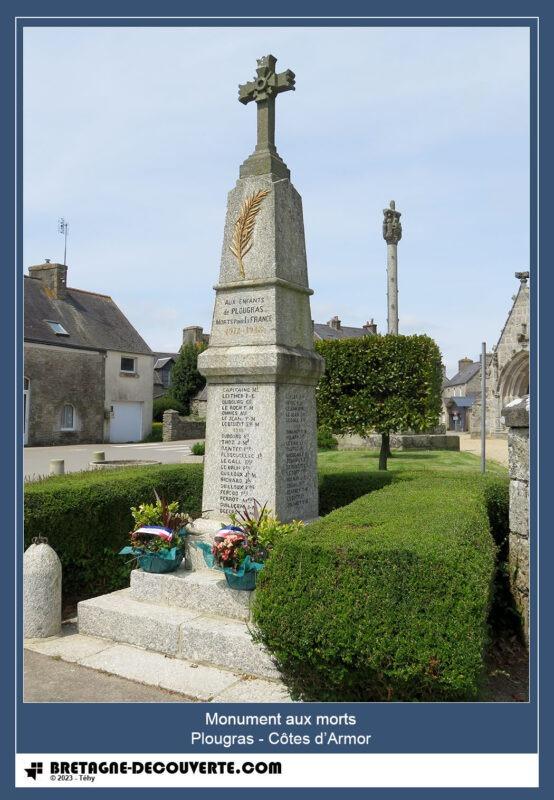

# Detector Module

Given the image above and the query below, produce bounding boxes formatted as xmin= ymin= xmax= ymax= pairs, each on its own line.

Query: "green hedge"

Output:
xmin=317 ymin=428 xmax=338 ymax=451
xmin=23 ymin=462 xmax=381 ymax=604
xmin=318 ymin=471 xmax=393 ymax=516
xmin=253 ymin=475 xmax=503 ymax=702
xmin=142 ymin=421 xmax=163 ymax=442
xmin=24 ymin=464 xmax=203 ymax=602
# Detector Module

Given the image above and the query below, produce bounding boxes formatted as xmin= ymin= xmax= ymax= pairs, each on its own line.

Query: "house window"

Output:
xmin=45 ymin=320 xmax=69 ymax=336
xmin=120 ymin=356 xmax=136 ymax=373
xmin=60 ymin=404 xmax=75 ymax=431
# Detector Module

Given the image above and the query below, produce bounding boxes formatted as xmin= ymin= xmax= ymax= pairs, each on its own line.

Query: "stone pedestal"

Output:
xmin=198 ymin=173 xmax=323 ymax=523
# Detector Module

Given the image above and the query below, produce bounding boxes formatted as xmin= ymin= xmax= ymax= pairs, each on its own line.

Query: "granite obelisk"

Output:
xmin=197 ymin=55 xmax=324 ymax=527
xmin=383 ymin=200 xmax=402 ymax=334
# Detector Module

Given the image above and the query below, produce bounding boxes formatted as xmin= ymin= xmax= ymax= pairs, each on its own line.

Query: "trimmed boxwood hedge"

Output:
xmin=252 ymin=475 xmax=506 ymax=702
xmin=24 ymin=464 xmax=204 ymax=602
xmin=23 ymin=462 xmax=388 ymax=604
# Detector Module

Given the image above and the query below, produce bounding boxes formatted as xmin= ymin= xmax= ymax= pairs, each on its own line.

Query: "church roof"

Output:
xmin=444 ymin=361 xmax=481 ymax=387
xmin=24 ymin=275 xmax=152 ymax=355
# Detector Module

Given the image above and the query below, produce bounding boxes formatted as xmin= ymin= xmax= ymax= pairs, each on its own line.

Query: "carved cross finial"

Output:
xmin=383 ymin=201 xmax=402 ymax=245
xmin=238 ymin=55 xmax=295 ymax=179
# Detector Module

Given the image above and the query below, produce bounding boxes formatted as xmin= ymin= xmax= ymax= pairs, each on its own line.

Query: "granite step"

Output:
xmin=129 ymin=567 xmax=252 ymax=622
xmin=25 ymin=625 xmax=290 ymax=702
xmin=77 ymin=589 xmax=278 ymax=679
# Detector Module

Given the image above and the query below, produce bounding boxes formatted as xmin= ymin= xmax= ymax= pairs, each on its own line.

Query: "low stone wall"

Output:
xmin=162 ymin=410 xmax=206 ymax=442
xmin=336 ymin=433 xmax=460 ymax=451
xmin=502 ymin=396 xmax=529 ymax=646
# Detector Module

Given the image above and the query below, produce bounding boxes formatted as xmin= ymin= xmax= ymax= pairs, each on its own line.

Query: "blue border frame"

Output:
xmin=3 ymin=2 xmax=548 ymax=796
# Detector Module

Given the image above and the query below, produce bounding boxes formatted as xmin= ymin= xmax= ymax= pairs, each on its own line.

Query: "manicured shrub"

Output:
xmin=191 ymin=441 xmax=205 ymax=456
xmin=153 ymin=396 xmax=186 ymax=422
xmin=143 ymin=421 xmax=163 ymax=442
xmin=318 ymin=470 xmax=393 ymax=516
xmin=317 ymin=427 xmax=338 ymax=451
xmin=24 ymin=464 xmax=203 ymax=603
xmin=315 ymin=335 xmax=443 ymax=469
xmin=253 ymin=474 xmax=498 ymax=701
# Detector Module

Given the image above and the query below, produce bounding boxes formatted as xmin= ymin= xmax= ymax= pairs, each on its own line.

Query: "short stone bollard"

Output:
xmin=92 ymin=451 xmax=105 ymax=463
xmin=23 ymin=538 xmax=62 ymax=639
xmin=49 ymin=459 xmax=64 ymax=476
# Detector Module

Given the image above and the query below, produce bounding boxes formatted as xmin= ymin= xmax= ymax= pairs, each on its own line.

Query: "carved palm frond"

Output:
xmin=229 ymin=188 xmax=270 ymax=278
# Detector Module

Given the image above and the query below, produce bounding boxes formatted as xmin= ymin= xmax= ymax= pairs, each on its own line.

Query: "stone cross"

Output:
xmin=238 ymin=55 xmax=295 ymax=179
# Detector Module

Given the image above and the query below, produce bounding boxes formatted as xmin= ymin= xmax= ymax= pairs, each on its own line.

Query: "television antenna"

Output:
xmin=58 ymin=218 xmax=69 ymax=265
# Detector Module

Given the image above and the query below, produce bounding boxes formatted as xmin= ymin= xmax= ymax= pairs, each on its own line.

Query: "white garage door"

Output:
xmin=110 ymin=402 xmax=143 ymax=443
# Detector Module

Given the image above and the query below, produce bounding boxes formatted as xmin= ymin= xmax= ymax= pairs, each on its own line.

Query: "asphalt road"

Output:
xmin=24 ymin=440 xmax=204 ymax=480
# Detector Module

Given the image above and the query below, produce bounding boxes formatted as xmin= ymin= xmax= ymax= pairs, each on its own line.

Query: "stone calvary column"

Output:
xmin=197 ymin=55 xmax=324 ymax=527
xmin=383 ymin=200 xmax=402 ymax=335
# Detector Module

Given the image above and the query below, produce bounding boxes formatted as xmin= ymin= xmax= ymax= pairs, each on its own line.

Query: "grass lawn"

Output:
xmin=318 ymin=447 xmax=508 ymax=478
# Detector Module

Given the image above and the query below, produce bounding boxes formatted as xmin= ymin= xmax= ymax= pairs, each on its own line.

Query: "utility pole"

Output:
xmin=481 ymin=342 xmax=487 ymax=473
xmin=382 ymin=201 xmax=402 ymax=334
xmin=58 ymin=218 xmax=69 ymax=265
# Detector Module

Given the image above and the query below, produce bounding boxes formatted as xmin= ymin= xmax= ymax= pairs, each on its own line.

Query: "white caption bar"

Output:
xmin=16 ymin=753 xmax=539 ymax=788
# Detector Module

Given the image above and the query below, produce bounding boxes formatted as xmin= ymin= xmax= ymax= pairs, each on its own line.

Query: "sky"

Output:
xmin=23 ymin=25 xmax=530 ymax=377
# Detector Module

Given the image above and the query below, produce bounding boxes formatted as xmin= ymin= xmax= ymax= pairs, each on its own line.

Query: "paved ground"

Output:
xmin=24 ymin=649 xmax=193 ymax=703
xmin=24 ymin=440 xmax=204 ymax=480
xmin=454 ymin=432 xmax=509 ymax=466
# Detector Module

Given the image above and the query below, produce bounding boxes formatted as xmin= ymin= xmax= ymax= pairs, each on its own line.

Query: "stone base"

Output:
xmin=78 ymin=588 xmax=278 ymax=679
xmin=25 ymin=626 xmax=289 ymax=702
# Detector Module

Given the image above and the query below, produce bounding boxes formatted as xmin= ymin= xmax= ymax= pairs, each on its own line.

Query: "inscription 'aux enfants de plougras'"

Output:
xmin=215 ymin=295 xmax=273 ymax=327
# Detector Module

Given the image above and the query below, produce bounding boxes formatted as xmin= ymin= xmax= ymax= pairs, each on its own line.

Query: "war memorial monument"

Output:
xmin=195 ymin=54 xmax=324 ymax=531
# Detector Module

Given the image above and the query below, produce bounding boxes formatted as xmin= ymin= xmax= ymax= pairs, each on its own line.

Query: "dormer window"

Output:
xmin=45 ymin=320 xmax=69 ymax=336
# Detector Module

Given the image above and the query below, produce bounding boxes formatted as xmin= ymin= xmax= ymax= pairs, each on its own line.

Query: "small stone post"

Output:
xmin=24 ymin=538 xmax=62 ymax=638
xmin=382 ymin=200 xmax=402 ymax=335
xmin=502 ymin=395 xmax=530 ymax=646
xmin=49 ymin=458 xmax=64 ymax=475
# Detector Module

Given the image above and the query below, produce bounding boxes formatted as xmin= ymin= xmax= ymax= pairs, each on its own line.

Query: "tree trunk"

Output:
xmin=379 ymin=432 xmax=390 ymax=470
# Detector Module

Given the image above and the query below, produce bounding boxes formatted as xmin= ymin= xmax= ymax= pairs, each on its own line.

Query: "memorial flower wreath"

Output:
xmin=119 ymin=491 xmax=193 ymax=574
xmin=196 ymin=502 xmax=304 ymax=590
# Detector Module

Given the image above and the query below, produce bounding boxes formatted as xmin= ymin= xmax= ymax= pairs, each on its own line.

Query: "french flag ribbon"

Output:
xmin=133 ymin=525 xmax=173 ymax=541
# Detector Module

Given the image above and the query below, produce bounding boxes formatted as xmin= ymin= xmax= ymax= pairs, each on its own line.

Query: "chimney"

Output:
xmin=362 ymin=318 xmax=377 ymax=334
xmin=327 ymin=315 xmax=341 ymax=331
xmin=183 ymin=325 xmax=204 ymax=346
xmin=457 ymin=357 xmax=474 ymax=373
xmin=28 ymin=261 xmax=68 ymax=299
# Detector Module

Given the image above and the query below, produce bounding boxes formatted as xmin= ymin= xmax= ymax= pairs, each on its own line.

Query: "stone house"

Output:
xmin=442 ymin=357 xmax=488 ymax=432
xmin=24 ymin=261 xmax=154 ymax=445
xmin=442 ymin=272 xmax=530 ymax=436
xmin=153 ymin=353 xmax=178 ymax=400
xmin=313 ymin=316 xmax=378 ymax=340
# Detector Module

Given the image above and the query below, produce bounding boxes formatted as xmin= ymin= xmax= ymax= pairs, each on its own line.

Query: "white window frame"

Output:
xmin=45 ymin=320 xmax=69 ymax=336
xmin=60 ymin=403 xmax=76 ymax=431
xmin=120 ymin=356 xmax=137 ymax=374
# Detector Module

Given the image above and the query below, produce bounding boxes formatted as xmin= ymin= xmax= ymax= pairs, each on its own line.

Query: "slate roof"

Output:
xmin=24 ymin=275 xmax=152 ymax=355
xmin=313 ymin=323 xmax=374 ymax=341
xmin=154 ymin=356 xmax=176 ymax=370
xmin=444 ymin=361 xmax=481 ymax=388
xmin=447 ymin=396 xmax=476 ymax=408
